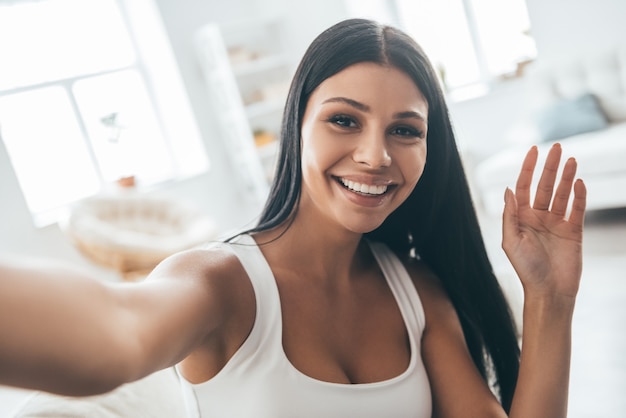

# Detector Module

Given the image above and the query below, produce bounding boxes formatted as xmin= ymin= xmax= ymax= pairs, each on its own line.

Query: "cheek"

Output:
xmin=300 ymin=137 xmax=332 ymax=193
xmin=300 ymin=138 xmax=322 ymax=175
xmin=300 ymin=131 xmax=344 ymax=175
xmin=397 ymin=145 xmax=427 ymax=186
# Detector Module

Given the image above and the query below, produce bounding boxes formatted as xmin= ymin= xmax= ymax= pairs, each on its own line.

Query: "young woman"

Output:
xmin=0 ymin=19 xmax=586 ymax=417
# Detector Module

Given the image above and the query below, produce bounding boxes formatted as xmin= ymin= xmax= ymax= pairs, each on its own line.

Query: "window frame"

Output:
xmin=344 ymin=0 xmax=537 ymax=102
xmin=0 ymin=0 xmax=209 ymax=227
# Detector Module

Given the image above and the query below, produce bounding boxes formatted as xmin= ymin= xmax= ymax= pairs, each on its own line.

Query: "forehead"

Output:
xmin=308 ymin=62 xmax=429 ymax=115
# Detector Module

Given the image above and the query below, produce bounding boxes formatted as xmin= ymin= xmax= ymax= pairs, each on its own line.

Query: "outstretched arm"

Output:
xmin=503 ymin=142 xmax=586 ymax=417
xmin=0 ymin=249 xmax=225 ymax=396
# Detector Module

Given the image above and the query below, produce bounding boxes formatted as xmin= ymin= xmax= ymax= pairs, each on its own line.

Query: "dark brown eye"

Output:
xmin=391 ymin=125 xmax=424 ymax=139
xmin=328 ymin=115 xmax=357 ymax=128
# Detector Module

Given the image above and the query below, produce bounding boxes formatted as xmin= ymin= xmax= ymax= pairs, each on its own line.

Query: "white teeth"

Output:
xmin=340 ymin=179 xmax=388 ymax=195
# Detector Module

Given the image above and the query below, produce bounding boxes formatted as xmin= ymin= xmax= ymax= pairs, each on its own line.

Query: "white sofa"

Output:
xmin=475 ymin=45 xmax=626 ymax=216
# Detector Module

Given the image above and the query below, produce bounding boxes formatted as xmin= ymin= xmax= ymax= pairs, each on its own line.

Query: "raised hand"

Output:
xmin=502 ymin=143 xmax=587 ymax=300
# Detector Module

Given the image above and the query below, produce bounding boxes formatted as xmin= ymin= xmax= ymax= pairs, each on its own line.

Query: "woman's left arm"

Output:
xmin=502 ymin=142 xmax=586 ymax=418
xmin=416 ymin=143 xmax=586 ymax=418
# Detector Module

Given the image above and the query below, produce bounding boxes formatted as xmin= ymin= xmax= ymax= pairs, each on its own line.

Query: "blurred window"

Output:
xmin=345 ymin=0 xmax=537 ymax=100
xmin=0 ymin=0 xmax=208 ymax=226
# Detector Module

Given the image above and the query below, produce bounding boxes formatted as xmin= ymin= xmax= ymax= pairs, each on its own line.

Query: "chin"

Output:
xmin=345 ymin=218 xmax=387 ymax=235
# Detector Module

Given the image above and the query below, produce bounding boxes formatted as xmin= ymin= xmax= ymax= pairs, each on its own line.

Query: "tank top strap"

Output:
xmin=226 ymin=233 xmax=277 ymax=298
xmin=220 ymin=234 xmax=283 ymax=355
xmin=367 ymin=241 xmax=426 ymax=337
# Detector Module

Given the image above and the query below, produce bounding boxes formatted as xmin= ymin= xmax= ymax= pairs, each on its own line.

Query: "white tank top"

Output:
xmin=176 ymin=235 xmax=431 ymax=418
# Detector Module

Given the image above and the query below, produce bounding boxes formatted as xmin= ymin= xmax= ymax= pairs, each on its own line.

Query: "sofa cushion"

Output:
xmin=525 ymin=45 xmax=626 ymax=123
xmin=536 ymin=93 xmax=609 ymax=142
xmin=474 ymin=122 xmax=626 ymax=214
xmin=476 ymin=122 xmax=626 ymax=189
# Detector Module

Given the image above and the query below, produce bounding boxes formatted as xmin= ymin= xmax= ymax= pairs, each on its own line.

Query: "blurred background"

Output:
xmin=0 ymin=0 xmax=625 ymax=417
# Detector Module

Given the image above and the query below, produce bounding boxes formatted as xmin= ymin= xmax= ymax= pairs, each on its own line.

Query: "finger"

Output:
xmin=568 ymin=179 xmax=587 ymax=228
xmin=502 ymin=187 xmax=519 ymax=253
xmin=532 ymin=143 xmax=562 ymax=211
xmin=551 ymin=157 xmax=577 ymax=217
xmin=515 ymin=146 xmax=538 ymax=209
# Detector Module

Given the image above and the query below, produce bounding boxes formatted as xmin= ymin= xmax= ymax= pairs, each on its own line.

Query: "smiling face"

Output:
xmin=297 ymin=62 xmax=429 ymax=235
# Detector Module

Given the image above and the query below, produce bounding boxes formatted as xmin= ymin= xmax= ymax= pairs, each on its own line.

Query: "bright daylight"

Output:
xmin=1 ymin=0 xmax=625 ymax=417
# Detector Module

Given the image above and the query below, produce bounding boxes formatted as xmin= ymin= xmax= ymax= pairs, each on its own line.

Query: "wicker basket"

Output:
xmin=62 ymin=193 xmax=217 ymax=281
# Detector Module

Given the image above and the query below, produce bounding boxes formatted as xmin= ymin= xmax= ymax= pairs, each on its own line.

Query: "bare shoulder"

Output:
xmin=151 ymin=242 xmax=245 ymax=278
xmin=120 ymin=242 xmax=256 ymax=342
xmin=150 ymin=243 xmax=244 ymax=278
xmin=148 ymin=243 xmax=257 ymax=383
xmin=148 ymin=243 xmax=254 ymax=308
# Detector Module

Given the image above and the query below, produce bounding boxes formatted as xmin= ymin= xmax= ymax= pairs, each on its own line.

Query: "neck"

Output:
xmin=252 ymin=215 xmax=368 ymax=285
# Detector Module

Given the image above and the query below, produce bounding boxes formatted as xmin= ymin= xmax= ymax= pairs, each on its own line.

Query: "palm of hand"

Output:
xmin=502 ymin=144 xmax=586 ymax=299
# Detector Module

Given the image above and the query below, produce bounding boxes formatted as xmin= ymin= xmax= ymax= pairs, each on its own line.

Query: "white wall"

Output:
xmin=526 ymin=0 xmax=626 ymax=62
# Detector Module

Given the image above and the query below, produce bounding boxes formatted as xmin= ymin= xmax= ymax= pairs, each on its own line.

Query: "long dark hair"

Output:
xmin=244 ymin=18 xmax=520 ymax=411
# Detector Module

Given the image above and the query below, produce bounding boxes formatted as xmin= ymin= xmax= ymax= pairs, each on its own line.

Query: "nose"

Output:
xmin=352 ymin=130 xmax=392 ymax=168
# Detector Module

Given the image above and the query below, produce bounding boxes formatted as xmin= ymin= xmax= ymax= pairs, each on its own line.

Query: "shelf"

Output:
xmin=245 ymin=99 xmax=284 ymax=119
xmin=200 ymin=15 xmax=290 ymax=184
xmin=232 ymin=54 xmax=288 ymax=78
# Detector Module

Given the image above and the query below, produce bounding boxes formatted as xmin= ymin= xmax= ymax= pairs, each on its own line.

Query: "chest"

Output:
xmin=186 ymin=273 xmax=432 ymax=418
xmin=275 ymin=270 xmax=411 ymax=385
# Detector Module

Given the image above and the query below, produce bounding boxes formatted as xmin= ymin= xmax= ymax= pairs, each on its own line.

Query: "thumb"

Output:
xmin=502 ymin=187 xmax=519 ymax=251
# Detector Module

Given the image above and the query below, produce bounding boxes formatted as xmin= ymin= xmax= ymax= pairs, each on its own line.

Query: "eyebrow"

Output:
xmin=322 ymin=97 xmax=369 ymax=112
xmin=322 ymin=97 xmax=427 ymax=122
xmin=393 ymin=110 xmax=427 ymax=122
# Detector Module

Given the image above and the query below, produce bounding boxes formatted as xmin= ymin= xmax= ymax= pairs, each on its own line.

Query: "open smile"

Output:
xmin=334 ymin=176 xmax=396 ymax=197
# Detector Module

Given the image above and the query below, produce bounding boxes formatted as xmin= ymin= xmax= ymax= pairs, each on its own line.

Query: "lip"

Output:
xmin=332 ymin=176 xmax=396 ymax=208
